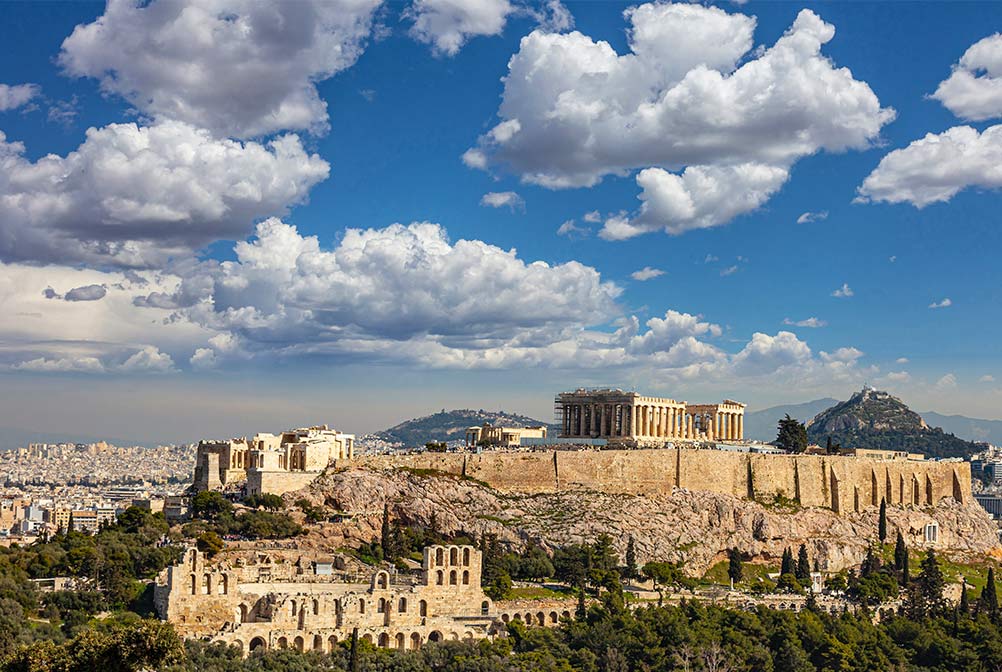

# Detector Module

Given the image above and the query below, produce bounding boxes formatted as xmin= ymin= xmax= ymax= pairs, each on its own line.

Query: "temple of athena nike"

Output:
xmin=556 ymin=389 xmax=745 ymax=444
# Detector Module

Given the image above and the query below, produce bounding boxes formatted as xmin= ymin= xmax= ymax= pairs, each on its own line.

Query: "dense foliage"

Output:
xmin=185 ymin=491 xmax=303 ymax=540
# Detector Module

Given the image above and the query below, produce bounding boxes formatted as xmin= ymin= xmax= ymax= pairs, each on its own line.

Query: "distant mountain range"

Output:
xmin=361 ymin=409 xmax=554 ymax=448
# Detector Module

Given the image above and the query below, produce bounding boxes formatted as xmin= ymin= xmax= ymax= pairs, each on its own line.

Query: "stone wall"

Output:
xmin=343 ymin=448 xmax=970 ymax=513
xmin=247 ymin=469 xmax=323 ymax=498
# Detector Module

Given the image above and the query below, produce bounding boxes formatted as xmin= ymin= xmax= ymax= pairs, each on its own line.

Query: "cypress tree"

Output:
xmin=960 ymin=581 xmax=970 ymax=616
xmin=901 ymin=548 xmax=910 ymax=586
xmin=624 ymin=536 xmax=637 ymax=581
xmin=979 ymin=567 xmax=999 ymax=619
xmin=796 ymin=544 xmax=811 ymax=583
xmin=894 ymin=531 xmax=907 ymax=572
xmin=918 ymin=549 xmax=946 ymax=614
xmin=781 ymin=547 xmax=795 ymax=576
xmin=576 ymin=584 xmax=587 ymax=619
xmin=878 ymin=499 xmax=887 ymax=542
xmin=349 ymin=628 xmax=359 ymax=672
xmin=728 ymin=548 xmax=744 ymax=585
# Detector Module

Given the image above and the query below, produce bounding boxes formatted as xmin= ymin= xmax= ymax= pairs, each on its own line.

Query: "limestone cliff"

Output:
xmin=292 ymin=467 xmax=998 ymax=576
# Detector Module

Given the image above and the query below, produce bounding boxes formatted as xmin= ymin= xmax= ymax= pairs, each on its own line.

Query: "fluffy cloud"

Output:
xmin=556 ymin=219 xmax=587 ymax=237
xmin=0 ymin=83 xmax=40 ymax=111
xmin=857 ymin=125 xmax=1002 ymax=207
xmin=831 ymin=283 xmax=853 ymax=298
xmin=480 ymin=191 xmax=525 ymax=211
xmin=407 ymin=0 xmax=572 ymax=57
xmin=13 ymin=346 xmax=176 ymax=374
xmin=58 ymin=0 xmax=383 ymax=138
xmin=630 ymin=266 xmax=664 ymax=281
xmin=929 ymin=297 xmax=952 ymax=309
xmin=467 ymin=4 xmax=892 ymax=237
xmin=0 ymin=121 xmax=328 ymax=267
xmin=935 ymin=373 xmax=958 ymax=389
xmin=931 ymin=34 xmax=1002 ymax=122
xmin=796 ymin=210 xmax=828 ymax=224
xmin=64 ymin=284 xmax=107 ymax=302
xmin=783 ymin=317 xmax=826 ymax=328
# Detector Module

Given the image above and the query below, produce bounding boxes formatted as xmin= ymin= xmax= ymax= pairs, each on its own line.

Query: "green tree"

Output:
xmin=727 ymin=548 xmax=743 ymax=585
xmin=959 ymin=581 xmax=970 ymax=616
xmin=978 ymin=566 xmax=998 ymax=619
xmin=878 ymin=499 xmax=887 ymax=542
xmin=623 ymin=536 xmax=638 ymax=581
xmin=795 ymin=544 xmax=810 ymax=583
xmin=190 ymin=491 xmax=232 ymax=521
xmin=781 ymin=547 xmax=795 ymax=576
xmin=894 ymin=531 xmax=907 ymax=572
xmin=195 ymin=531 xmax=223 ymax=559
xmin=776 ymin=415 xmax=808 ymax=453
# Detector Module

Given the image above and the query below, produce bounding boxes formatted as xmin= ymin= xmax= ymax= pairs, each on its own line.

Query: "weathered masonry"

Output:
xmin=346 ymin=448 xmax=970 ymax=514
xmin=155 ymin=545 xmax=504 ymax=655
xmin=555 ymin=389 xmax=746 ymax=443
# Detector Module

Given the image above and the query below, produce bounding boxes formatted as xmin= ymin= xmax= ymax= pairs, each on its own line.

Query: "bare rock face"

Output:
xmin=293 ymin=467 xmax=999 ymax=576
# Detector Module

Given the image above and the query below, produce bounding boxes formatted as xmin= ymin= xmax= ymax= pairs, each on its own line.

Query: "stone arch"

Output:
xmin=463 ymin=548 xmax=471 ymax=565
xmin=293 ymin=636 xmax=304 ymax=652
xmin=481 ymin=600 xmax=490 ymax=616
xmin=277 ymin=636 xmax=288 ymax=649
xmin=375 ymin=571 xmax=389 ymax=590
xmin=362 ymin=634 xmax=373 ymax=644
xmin=359 ymin=599 xmax=365 ymax=614
xmin=410 ymin=633 xmax=421 ymax=650
xmin=501 ymin=613 xmax=510 ymax=623
xmin=190 ymin=549 xmax=198 ymax=571
xmin=549 ymin=611 xmax=559 ymax=624
xmin=313 ymin=599 xmax=319 ymax=615
xmin=327 ymin=635 xmax=338 ymax=652
xmin=378 ymin=633 xmax=390 ymax=648
xmin=395 ymin=633 xmax=405 ymax=650
xmin=218 ymin=574 xmax=228 ymax=595
xmin=464 ymin=631 xmax=475 ymax=640
xmin=436 ymin=570 xmax=444 ymax=585
xmin=449 ymin=547 xmax=458 ymax=564
xmin=190 ymin=574 xmax=197 ymax=596
xmin=562 ymin=610 xmax=571 ymax=620
xmin=537 ymin=611 xmax=545 ymax=625
xmin=462 ymin=570 xmax=470 ymax=585
xmin=238 ymin=604 xmax=249 ymax=623
xmin=249 ymin=636 xmax=267 ymax=652
xmin=232 ymin=640 xmax=243 ymax=654
xmin=512 ymin=613 xmax=522 ymax=622
xmin=313 ymin=634 xmax=323 ymax=651
xmin=419 ymin=599 xmax=428 ymax=617
xmin=429 ymin=631 xmax=443 ymax=643
xmin=524 ymin=612 xmax=533 ymax=625
xmin=399 ymin=597 xmax=407 ymax=612
xmin=449 ymin=569 xmax=457 ymax=585
xmin=449 ymin=631 xmax=459 ymax=640
xmin=435 ymin=548 xmax=444 ymax=565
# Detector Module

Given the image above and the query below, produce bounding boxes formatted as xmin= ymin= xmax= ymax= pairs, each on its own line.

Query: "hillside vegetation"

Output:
xmin=807 ymin=387 xmax=979 ymax=459
xmin=363 ymin=409 xmax=554 ymax=448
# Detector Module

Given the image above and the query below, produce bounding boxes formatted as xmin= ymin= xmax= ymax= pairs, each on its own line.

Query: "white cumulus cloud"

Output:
xmin=831 ymin=283 xmax=854 ymax=298
xmin=929 ymin=298 xmax=952 ymax=309
xmin=467 ymin=4 xmax=892 ymax=237
xmin=783 ymin=317 xmax=827 ymax=328
xmin=630 ymin=266 xmax=664 ymax=281
xmin=58 ymin=0 xmax=383 ymax=138
xmin=932 ymin=34 xmax=1002 ymax=122
xmin=480 ymin=191 xmax=525 ymax=211
xmin=0 ymin=83 xmax=40 ymax=111
xmin=0 ymin=121 xmax=328 ymax=267
xmin=796 ymin=210 xmax=828 ymax=224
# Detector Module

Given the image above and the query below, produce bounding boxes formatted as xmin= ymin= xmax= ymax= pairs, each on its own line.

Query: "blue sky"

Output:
xmin=0 ymin=0 xmax=1000 ymax=444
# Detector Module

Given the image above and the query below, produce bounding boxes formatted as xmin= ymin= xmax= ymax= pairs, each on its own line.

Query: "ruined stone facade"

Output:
xmin=556 ymin=389 xmax=745 ymax=444
xmin=155 ymin=545 xmax=503 ymax=654
xmin=345 ymin=447 xmax=970 ymax=514
xmin=464 ymin=423 xmax=547 ymax=449
xmin=193 ymin=426 xmax=355 ymax=496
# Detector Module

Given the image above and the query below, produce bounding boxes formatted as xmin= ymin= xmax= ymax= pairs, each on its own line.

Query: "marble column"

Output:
xmin=737 ymin=414 xmax=743 ymax=441
xmin=729 ymin=413 xmax=736 ymax=440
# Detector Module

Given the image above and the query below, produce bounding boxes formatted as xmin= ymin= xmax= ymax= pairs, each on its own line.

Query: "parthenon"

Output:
xmin=555 ymin=389 xmax=745 ymax=444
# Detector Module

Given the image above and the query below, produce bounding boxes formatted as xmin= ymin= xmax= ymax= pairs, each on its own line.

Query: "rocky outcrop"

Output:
xmin=292 ymin=467 xmax=999 ymax=576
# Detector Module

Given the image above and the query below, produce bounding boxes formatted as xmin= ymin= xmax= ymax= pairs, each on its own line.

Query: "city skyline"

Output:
xmin=1 ymin=1 xmax=1001 ymax=444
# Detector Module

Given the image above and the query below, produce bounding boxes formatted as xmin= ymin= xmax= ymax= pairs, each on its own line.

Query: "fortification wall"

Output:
xmin=344 ymin=448 xmax=971 ymax=513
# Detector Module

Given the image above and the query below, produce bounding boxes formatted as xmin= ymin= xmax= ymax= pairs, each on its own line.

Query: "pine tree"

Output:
xmin=861 ymin=545 xmax=880 ymax=578
xmin=918 ymin=549 xmax=946 ymax=615
xmin=878 ymin=499 xmax=887 ymax=542
xmin=624 ymin=536 xmax=638 ymax=581
xmin=728 ymin=548 xmax=744 ymax=585
xmin=796 ymin=544 xmax=811 ymax=583
xmin=781 ymin=547 xmax=795 ymax=576
xmin=776 ymin=415 xmax=809 ymax=453
xmin=979 ymin=567 xmax=998 ymax=619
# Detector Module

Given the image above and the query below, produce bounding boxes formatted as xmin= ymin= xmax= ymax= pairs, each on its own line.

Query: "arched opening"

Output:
xmin=378 ymin=598 xmax=386 ymax=613
xmin=313 ymin=635 xmax=323 ymax=651
xmin=410 ymin=633 xmax=421 ymax=650
xmin=419 ymin=600 xmax=428 ymax=617
xmin=359 ymin=599 xmax=365 ymax=614
xmin=378 ymin=633 xmax=390 ymax=648
xmin=190 ymin=574 xmax=197 ymax=596
xmin=202 ymin=574 xmax=211 ymax=595
xmin=463 ymin=548 xmax=471 ymax=565
xmin=549 ymin=611 xmax=558 ymax=624
xmin=450 ymin=547 xmax=458 ymax=564
xmin=562 ymin=610 xmax=571 ymax=620
xmin=313 ymin=599 xmax=319 ymax=615
xmin=436 ymin=570 xmax=444 ymax=585
xmin=218 ymin=574 xmax=228 ymax=595
xmin=524 ymin=613 xmax=533 ymax=625
xmin=190 ymin=550 xmax=198 ymax=571
xmin=395 ymin=633 xmax=406 ymax=650
xmin=481 ymin=601 xmax=490 ymax=616
xmin=501 ymin=613 xmax=510 ymax=623
xmin=277 ymin=637 xmax=288 ymax=649
xmin=293 ymin=636 xmax=304 ymax=652
xmin=449 ymin=632 xmax=459 ymax=641
xmin=249 ymin=637 xmax=266 ymax=652
xmin=238 ymin=604 xmax=249 ymax=623
xmin=462 ymin=570 xmax=470 ymax=585
xmin=327 ymin=635 xmax=338 ymax=652
xmin=232 ymin=640 xmax=243 ymax=654
xmin=399 ymin=597 xmax=407 ymax=612
xmin=362 ymin=634 xmax=373 ymax=644
xmin=377 ymin=572 xmax=388 ymax=589
xmin=449 ymin=570 xmax=457 ymax=585
xmin=435 ymin=548 xmax=444 ymax=565
xmin=429 ymin=631 xmax=443 ymax=643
